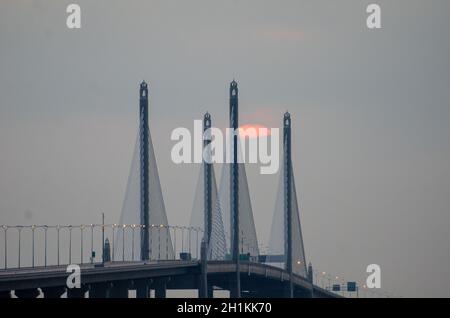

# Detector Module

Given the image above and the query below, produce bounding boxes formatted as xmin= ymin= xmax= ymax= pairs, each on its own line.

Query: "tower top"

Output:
xmin=204 ymin=112 xmax=211 ymax=128
xmin=140 ymin=81 xmax=148 ymax=98
xmin=284 ymin=112 xmax=291 ymax=126
xmin=230 ymin=80 xmax=238 ymax=97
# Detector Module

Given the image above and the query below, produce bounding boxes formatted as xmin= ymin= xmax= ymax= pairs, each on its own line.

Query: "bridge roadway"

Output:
xmin=0 ymin=261 xmax=338 ymax=298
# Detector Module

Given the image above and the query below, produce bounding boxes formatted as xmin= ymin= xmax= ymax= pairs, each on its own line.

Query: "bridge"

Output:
xmin=0 ymin=261 xmax=338 ymax=298
xmin=0 ymin=80 xmax=361 ymax=298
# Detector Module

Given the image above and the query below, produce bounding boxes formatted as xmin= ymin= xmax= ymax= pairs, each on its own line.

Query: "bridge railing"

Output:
xmin=0 ymin=224 xmax=204 ymax=270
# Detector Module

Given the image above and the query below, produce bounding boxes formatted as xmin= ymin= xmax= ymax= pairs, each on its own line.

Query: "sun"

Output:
xmin=239 ymin=124 xmax=271 ymax=138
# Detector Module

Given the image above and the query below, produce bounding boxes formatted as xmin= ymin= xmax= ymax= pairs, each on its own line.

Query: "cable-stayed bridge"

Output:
xmin=0 ymin=81 xmax=363 ymax=298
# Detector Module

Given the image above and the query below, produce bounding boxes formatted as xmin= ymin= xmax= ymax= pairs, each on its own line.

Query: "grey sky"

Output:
xmin=1 ymin=0 xmax=449 ymax=297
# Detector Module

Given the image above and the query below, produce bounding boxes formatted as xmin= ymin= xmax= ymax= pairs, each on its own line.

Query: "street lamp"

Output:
xmin=165 ymin=225 xmax=170 ymax=260
xmin=181 ymin=227 xmax=185 ymax=253
xmin=188 ymin=227 xmax=192 ymax=256
xmin=68 ymin=225 xmax=73 ymax=264
xmin=80 ymin=225 xmax=84 ymax=264
xmin=90 ymin=224 xmax=94 ymax=264
xmin=195 ymin=228 xmax=199 ymax=259
xmin=112 ymin=224 xmax=117 ymax=261
xmin=122 ymin=224 xmax=126 ymax=262
xmin=43 ymin=225 xmax=48 ymax=267
xmin=158 ymin=224 xmax=164 ymax=260
xmin=101 ymin=213 xmax=105 ymax=265
xmin=56 ymin=225 xmax=61 ymax=266
xmin=172 ymin=226 xmax=177 ymax=260
xmin=17 ymin=226 xmax=22 ymax=268
xmin=31 ymin=225 xmax=36 ymax=267
xmin=150 ymin=224 xmax=155 ymax=260
xmin=131 ymin=224 xmax=136 ymax=261
xmin=320 ymin=271 xmax=327 ymax=288
xmin=3 ymin=225 xmax=7 ymax=269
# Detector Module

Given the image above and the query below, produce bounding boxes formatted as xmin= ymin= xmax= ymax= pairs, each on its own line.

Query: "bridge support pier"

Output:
xmin=229 ymin=273 xmax=241 ymax=298
xmin=293 ymin=284 xmax=314 ymax=298
xmin=0 ymin=291 xmax=11 ymax=298
xmin=199 ymin=240 xmax=209 ymax=298
xmin=198 ymin=281 xmax=214 ymax=298
xmin=109 ymin=281 xmax=129 ymax=298
xmin=67 ymin=285 xmax=87 ymax=298
xmin=251 ymin=285 xmax=283 ymax=298
xmin=207 ymin=284 xmax=214 ymax=298
xmin=14 ymin=288 xmax=40 ymax=298
xmin=89 ymin=283 xmax=110 ymax=298
xmin=153 ymin=279 xmax=167 ymax=298
xmin=283 ymin=280 xmax=294 ymax=298
xmin=42 ymin=286 xmax=65 ymax=298
xmin=135 ymin=280 xmax=150 ymax=298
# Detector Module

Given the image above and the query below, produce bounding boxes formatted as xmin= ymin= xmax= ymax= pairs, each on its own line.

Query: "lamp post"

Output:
xmin=17 ymin=226 xmax=22 ymax=268
xmin=131 ymin=224 xmax=136 ymax=261
xmin=102 ymin=213 xmax=105 ymax=264
xmin=327 ymin=275 xmax=332 ymax=289
xmin=80 ymin=225 xmax=84 ymax=264
xmin=56 ymin=225 xmax=60 ymax=266
xmin=320 ymin=271 xmax=326 ymax=288
xmin=101 ymin=213 xmax=105 ymax=264
xmin=181 ymin=227 xmax=185 ymax=253
xmin=44 ymin=226 xmax=48 ymax=267
xmin=158 ymin=224 xmax=164 ymax=260
xmin=188 ymin=227 xmax=192 ymax=256
xmin=68 ymin=225 xmax=72 ymax=264
xmin=149 ymin=224 xmax=154 ymax=260
xmin=31 ymin=225 xmax=36 ymax=267
xmin=195 ymin=228 xmax=199 ymax=259
xmin=90 ymin=224 xmax=94 ymax=264
xmin=173 ymin=226 xmax=177 ymax=260
xmin=165 ymin=225 xmax=169 ymax=260
xmin=122 ymin=224 xmax=126 ymax=262
xmin=3 ymin=226 xmax=7 ymax=269
xmin=112 ymin=224 xmax=116 ymax=261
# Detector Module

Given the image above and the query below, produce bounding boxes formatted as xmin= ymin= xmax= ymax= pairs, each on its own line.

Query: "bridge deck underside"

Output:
xmin=0 ymin=261 xmax=337 ymax=298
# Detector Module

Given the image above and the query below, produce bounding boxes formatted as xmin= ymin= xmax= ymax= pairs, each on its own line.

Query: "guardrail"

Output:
xmin=0 ymin=224 xmax=203 ymax=269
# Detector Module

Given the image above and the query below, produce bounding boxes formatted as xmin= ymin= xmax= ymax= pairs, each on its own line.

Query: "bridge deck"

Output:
xmin=0 ymin=261 xmax=338 ymax=298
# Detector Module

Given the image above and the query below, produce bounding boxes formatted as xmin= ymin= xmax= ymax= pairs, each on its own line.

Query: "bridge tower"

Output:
xmin=139 ymin=81 xmax=150 ymax=261
xmin=203 ymin=112 xmax=213 ymax=244
xmin=284 ymin=112 xmax=294 ymax=298
xmin=230 ymin=80 xmax=241 ymax=298
xmin=200 ymin=112 xmax=212 ymax=298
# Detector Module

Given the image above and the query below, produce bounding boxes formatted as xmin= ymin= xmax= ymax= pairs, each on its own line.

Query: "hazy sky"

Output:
xmin=1 ymin=0 xmax=449 ymax=297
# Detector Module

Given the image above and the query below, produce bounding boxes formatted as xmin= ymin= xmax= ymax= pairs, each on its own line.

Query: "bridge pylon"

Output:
xmin=116 ymin=82 xmax=173 ymax=264
xmin=284 ymin=112 xmax=294 ymax=298
xmin=203 ymin=112 xmax=213 ymax=246
xmin=139 ymin=81 xmax=150 ymax=261
xmin=229 ymin=80 xmax=241 ymax=298
xmin=200 ymin=112 xmax=212 ymax=298
xmin=267 ymin=112 xmax=308 ymax=296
